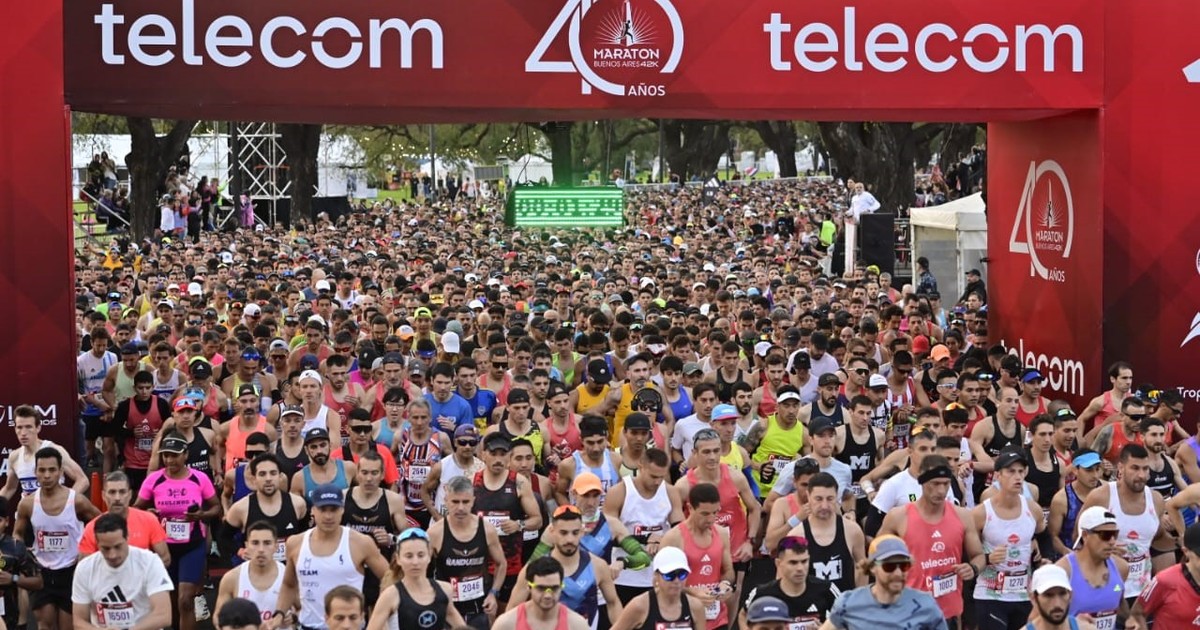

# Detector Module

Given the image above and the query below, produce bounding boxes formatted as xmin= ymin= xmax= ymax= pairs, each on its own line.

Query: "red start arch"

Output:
xmin=3 ymin=0 xmax=1200 ymax=452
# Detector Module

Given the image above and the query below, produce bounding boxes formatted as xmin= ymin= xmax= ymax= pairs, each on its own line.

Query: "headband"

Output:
xmin=917 ymin=466 xmax=955 ymax=485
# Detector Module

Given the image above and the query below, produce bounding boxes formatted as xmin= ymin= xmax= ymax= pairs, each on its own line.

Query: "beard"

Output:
xmin=312 ymin=453 xmax=329 ymax=466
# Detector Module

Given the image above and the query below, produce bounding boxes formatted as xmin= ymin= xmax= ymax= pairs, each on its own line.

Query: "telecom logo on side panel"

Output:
xmin=1008 ymin=160 xmax=1074 ymax=283
xmin=527 ymin=0 xmax=683 ymax=97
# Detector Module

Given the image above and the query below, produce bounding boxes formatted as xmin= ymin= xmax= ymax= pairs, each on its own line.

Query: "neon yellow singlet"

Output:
xmin=751 ymin=414 xmax=805 ymax=495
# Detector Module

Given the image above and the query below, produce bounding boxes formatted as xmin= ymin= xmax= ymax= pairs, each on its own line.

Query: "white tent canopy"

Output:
xmin=508 ymin=154 xmax=554 ymax=184
xmin=909 ymin=193 xmax=988 ymax=301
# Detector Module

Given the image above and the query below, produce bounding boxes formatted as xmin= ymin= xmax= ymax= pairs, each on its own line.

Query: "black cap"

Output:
xmin=189 ymin=360 xmax=212 ymax=379
xmin=809 ymin=416 xmax=838 ymax=435
xmin=482 ymin=432 xmax=512 ymax=452
xmin=966 ymin=268 xmax=982 ymax=277
xmin=507 ymin=388 xmax=531 ymax=405
xmin=120 ymin=342 xmax=140 ymax=355
xmin=587 ymin=359 xmax=613 ymax=384
xmin=624 ymin=412 xmax=652 ymax=432
xmin=547 ymin=382 xmax=570 ymax=400
xmin=792 ymin=353 xmax=812 ymax=370
xmin=818 ymin=373 xmax=841 ymax=387
xmin=216 ymin=598 xmax=262 ymax=628
xmin=236 ymin=383 xmax=259 ymax=398
xmin=279 ymin=404 xmax=303 ymax=417
xmin=382 ymin=352 xmax=405 ymax=366
xmin=304 ymin=427 xmax=331 ymax=444
xmin=994 ymin=448 xmax=1027 ymax=471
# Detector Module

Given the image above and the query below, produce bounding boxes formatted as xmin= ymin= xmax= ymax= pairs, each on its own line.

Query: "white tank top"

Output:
xmin=78 ymin=351 xmax=117 ymax=414
xmin=297 ymin=528 xmax=363 ymax=629
xmin=1107 ymin=481 xmax=1158 ymax=597
xmin=885 ymin=377 xmax=916 ymax=409
xmin=13 ymin=440 xmax=63 ymax=496
xmin=434 ymin=456 xmax=484 ymax=515
xmin=236 ymin=561 xmax=285 ymax=624
xmin=152 ymin=369 xmax=182 ymax=401
xmin=301 ymin=406 xmax=331 ymax=437
xmin=32 ymin=488 xmax=82 ymax=570
xmin=974 ymin=498 xmax=1036 ymax=602
xmin=614 ymin=476 xmax=671 ymax=588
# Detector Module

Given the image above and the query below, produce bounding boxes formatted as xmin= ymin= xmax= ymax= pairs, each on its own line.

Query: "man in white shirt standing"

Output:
xmin=845 ymin=182 xmax=881 ymax=272
xmin=72 ymin=513 xmax=174 ymax=630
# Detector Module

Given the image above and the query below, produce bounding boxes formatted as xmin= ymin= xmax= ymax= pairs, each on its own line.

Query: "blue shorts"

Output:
xmin=168 ymin=542 xmax=207 ymax=585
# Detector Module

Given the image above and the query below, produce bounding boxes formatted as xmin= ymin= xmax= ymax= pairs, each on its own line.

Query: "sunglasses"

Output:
xmin=397 ymin=527 xmax=430 ymax=542
xmin=659 ymin=569 xmax=689 ymax=582
xmin=877 ymin=560 xmax=912 ymax=573
xmin=350 ymin=425 xmax=373 ymax=434
xmin=527 ymin=582 xmax=563 ymax=594
xmin=553 ymin=504 xmax=581 ymax=518
xmin=853 ymin=368 xmax=870 ymax=376
xmin=1088 ymin=530 xmax=1119 ymax=542
xmin=937 ymin=383 xmax=958 ymax=390
xmin=1127 ymin=414 xmax=1148 ymax=422
xmin=456 ymin=439 xmax=479 ymax=448
xmin=244 ymin=450 xmax=268 ymax=458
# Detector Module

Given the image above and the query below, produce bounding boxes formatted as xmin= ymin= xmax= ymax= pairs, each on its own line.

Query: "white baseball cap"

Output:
xmin=1030 ymin=565 xmax=1072 ymax=594
xmin=1073 ymin=506 xmax=1119 ymax=548
xmin=315 ymin=279 xmax=332 ymax=292
xmin=186 ymin=282 xmax=203 ymax=297
xmin=868 ymin=374 xmax=889 ymax=389
xmin=652 ymin=547 xmax=689 ymax=575
xmin=442 ymin=331 xmax=461 ymax=354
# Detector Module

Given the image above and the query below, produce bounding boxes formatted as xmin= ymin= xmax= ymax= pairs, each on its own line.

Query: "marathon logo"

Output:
xmin=0 ymin=404 xmax=58 ymax=427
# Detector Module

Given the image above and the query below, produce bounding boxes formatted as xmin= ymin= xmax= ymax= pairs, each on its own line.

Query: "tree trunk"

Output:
xmin=124 ymin=118 xmax=195 ymax=240
xmin=529 ymin=122 xmax=575 ymax=185
xmin=279 ymin=123 xmax=322 ymax=225
xmin=753 ymin=121 xmax=799 ymax=178
xmin=817 ymin=122 xmax=948 ymax=214
xmin=661 ymin=120 xmax=731 ymax=181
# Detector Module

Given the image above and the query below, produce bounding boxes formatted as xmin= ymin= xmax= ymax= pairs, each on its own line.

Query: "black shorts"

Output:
xmin=33 ymin=566 xmax=74 ymax=612
xmin=498 ymin=573 xmax=518 ymax=602
xmin=82 ymin=413 xmax=119 ymax=440
xmin=407 ymin=509 xmax=432 ymax=531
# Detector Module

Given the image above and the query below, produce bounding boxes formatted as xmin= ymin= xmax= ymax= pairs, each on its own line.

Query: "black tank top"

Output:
xmin=274 ymin=441 xmax=309 ymax=480
xmin=801 ymin=516 xmax=855 ymax=594
xmin=984 ymin=417 xmax=1021 ymax=458
xmin=343 ymin=489 xmax=397 ymax=550
xmin=474 ymin=471 xmax=526 ymax=577
xmin=1023 ymin=450 xmax=1061 ymax=509
xmin=436 ymin=517 xmax=489 ymax=616
xmin=186 ymin=430 xmax=213 ymax=476
xmin=1147 ymin=455 xmax=1179 ymax=498
xmin=246 ymin=492 xmax=303 ymax=539
xmin=835 ymin=426 xmax=876 ymax=483
xmin=810 ymin=401 xmax=845 ymax=428
xmin=641 ymin=592 xmax=696 ymax=630
xmin=715 ymin=369 xmax=743 ymax=403
xmin=394 ymin=579 xmax=450 ymax=629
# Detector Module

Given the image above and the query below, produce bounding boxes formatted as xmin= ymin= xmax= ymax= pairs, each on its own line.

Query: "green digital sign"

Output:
xmin=509 ymin=187 xmax=625 ymax=228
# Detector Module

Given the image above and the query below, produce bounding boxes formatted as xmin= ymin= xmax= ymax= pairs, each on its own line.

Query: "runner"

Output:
xmin=147 ymin=397 xmax=218 ymax=477
xmin=215 ymin=521 xmax=284 ymax=624
xmin=556 ymin=415 xmax=622 ymax=505
xmin=289 ymin=427 xmax=357 ymax=502
xmin=969 ymin=387 xmax=1026 ymax=504
xmin=1022 ymin=565 xmax=1101 ymax=630
xmin=971 ymin=449 xmax=1046 ymax=630
xmin=879 ymin=455 xmax=985 ymax=627
xmin=800 ymin=374 xmax=846 ymax=430
xmin=70 ymin=513 xmax=174 ymax=630
xmin=0 ymin=405 xmax=89 ymax=500
xmin=423 ymin=425 xmax=485 ymax=517
xmin=273 ymin=404 xmax=309 ymax=481
xmin=225 ymin=453 xmax=308 ymax=562
xmin=1077 ymin=362 xmax=1133 ymax=434
xmin=79 ymin=326 xmax=118 ymax=471
xmin=609 ymin=547 xmax=707 ymax=630
xmin=396 ymin=398 xmax=449 ymax=528
xmin=295 ymin=369 xmax=344 ymax=441
xmin=788 ymin=472 xmax=867 ymax=594
xmin=80 ymin=471 xmax=170 ymax=565
xmin=216 ymin=384 xmax=277 ymax=473
xmin=113 ymin=372 xmax=171 ymax=493
xmin=276 ymin=484 xmax=389 ymax=630
xmin=487 ymin=388 xmax=546 ymax=463
xmin=821 ymin=536 xmax=948 ymax=630
xmin=1129 ymin=521 xmax=1200 ymax=628
xmin=1048 ymin=450 xmax=1103 ymax=560
xmin=604 ymin=448 xmax=684 ymax=605
xmin=747 ymin=386 xmax=808 ymax=496
xmin=1053 ymin=507 xmax=1128 ymax=629
xmin=474 ymin=432 xmax=544 ymax=609
xmin=493 ymin=557 xmax=591 ymax=630
xmin=1079 ymin=444 xmax=1163 ymax=603
xmin=365 ymin=527 xmax=467 ymax=630
xmin=333 ymin=409 xmax=400 ymax=490
xmin=671 ymin=384 xmax=720 ymax=469
xmin=0 ymin=497 xmax=42 ymax=630
xmin=660 ymin=483 xmax=736 ymax=630
xmin=1024 ymin=415 xmax=1063 ymax=561
xmin=1085 ymin=398 xmax=1146 ymax=466
xmin=741 ymin=536 xmax=840 ymax=630
xmin=16 ymin=446 xmax=102 ymax=630
xmin=506 ymin=504 xmax=622 ymax=628
xmin=428 ymin=475 xmax=507 ymax=630
xmin=134 ymin=432 xmax=222 ymax=630
xmin=835 ymin=395 xmax=885 ymax=516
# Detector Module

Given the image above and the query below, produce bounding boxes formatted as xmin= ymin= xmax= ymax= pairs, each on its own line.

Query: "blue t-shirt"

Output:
xmin=828 ymin=586 xmax=947 ymax=630
xmin=459 ymin=387 xmax=499 ymax=429
xmin=425 ymin=392 xmax=475 ymax=435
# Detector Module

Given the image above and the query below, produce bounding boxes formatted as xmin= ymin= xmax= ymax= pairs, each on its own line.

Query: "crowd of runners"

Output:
xmin=32 ymin=177 xmax=1199 ymax=630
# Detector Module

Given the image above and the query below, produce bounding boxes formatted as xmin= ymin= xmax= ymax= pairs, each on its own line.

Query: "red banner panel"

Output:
xmin=63 ymin=0 xmax=1103 ymax=122
xmin=1 ymin=5 xmax=80 ymax=460
xmin=1101 ymin=0 xmax=1200 ymax=424
xmin=987 ymin=113 xmax=1103 ymax=410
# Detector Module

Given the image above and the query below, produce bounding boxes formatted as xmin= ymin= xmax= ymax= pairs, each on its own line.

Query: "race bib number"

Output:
xmin=136 ymin=437 xmax=153 ymax=452
xmin=849 ymin=482 xmax=865 ymax=498
xmin=274 ymin=540 xmax=287 ymax=563
xmin=99 ymin=603 xmax=136 ymax=628
xmin=165 ymin=519 xmax=192 ymax=542
xmin=1000 ymin=571 xmax=1028 ymax=594
xmin=19 ymin=478 xmax=37 ymax=494
xmin=1093 ymin=611 xmax=1117 ymax=630
xmin=408 ymin=464 xmax=431 ymax=485
xmin=1128 ymin=556 xmax=1147 ymax=580
xmin=788 ymin=618 xmax=820 ymax=630
xmin=451 ymin=575 xmax=484 ymax=601
xmin=931 ymin=572 xmax=958 ymax=598
xmin=703 ymin=599 xmax=720 ymax=620
xmin=481 ymin=512 xmax=508 ymax=531
xmin=37 ymin=531 xmax=69 ymax=552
